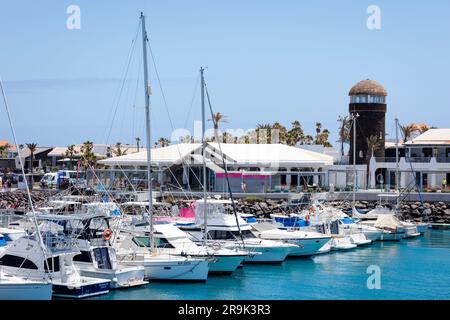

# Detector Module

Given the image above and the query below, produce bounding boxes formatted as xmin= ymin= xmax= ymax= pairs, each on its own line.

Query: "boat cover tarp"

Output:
xmin=374 ymin=214 xmax=401 ymax=229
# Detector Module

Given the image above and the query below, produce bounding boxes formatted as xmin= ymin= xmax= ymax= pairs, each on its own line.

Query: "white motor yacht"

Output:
xmin=0 ymin=234 xmax=111 ymax=299
xmin=153 ymin=223 xmax=248 ymax=274
xmin=74 ymin=238 xmax=148 ymax=289
xmin=180 ymin=200 xmax=298 ymax=264
xmin=62 ymin=213 xmax=148 ymax=289
xmin=114 ymin=240 xmax=211 ymax=281
xmin=116 ymin=223 xmax=247 ymax=275
xmin=249 ymin=222 xmax=332 ymax=256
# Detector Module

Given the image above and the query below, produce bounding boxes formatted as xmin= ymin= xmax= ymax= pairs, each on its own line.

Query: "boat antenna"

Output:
xmin=141 ymin=12 xmax=154 ymax=251
xmin=0 ymin=77 xmax=50 ymax=277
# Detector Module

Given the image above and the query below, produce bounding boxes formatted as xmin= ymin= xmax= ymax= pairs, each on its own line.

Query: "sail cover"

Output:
xmin=374 ymin=214 xmax=401 ymax=230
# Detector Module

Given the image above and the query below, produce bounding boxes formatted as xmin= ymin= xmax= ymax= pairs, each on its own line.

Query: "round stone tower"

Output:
xmin=349 ymin=79 xmax=387 ymax=165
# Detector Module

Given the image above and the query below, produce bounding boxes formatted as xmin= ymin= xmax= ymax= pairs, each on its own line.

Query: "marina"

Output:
xmin=88 ymin=229 xmax=450 ymax=300
xmin=0 ymin=2 xmax=449 ymax=304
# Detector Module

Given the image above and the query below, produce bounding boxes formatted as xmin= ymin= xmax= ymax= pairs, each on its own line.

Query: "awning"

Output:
xmin=190 ymin=154 xmax=225 ymax=173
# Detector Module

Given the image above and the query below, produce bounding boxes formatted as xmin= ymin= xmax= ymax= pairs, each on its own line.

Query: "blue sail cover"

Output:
xmin=274 ymin=216 xmax=309 ymax=227
xmin=0 ymin=235 xmax=6 ymax=247
xmin=340 ymin=217 xmax=355 ymax=224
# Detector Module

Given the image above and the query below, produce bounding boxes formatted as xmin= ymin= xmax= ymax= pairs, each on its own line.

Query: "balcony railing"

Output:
xmin=375 ymin=157 xmax=397 ymax=163
xmin=375 ymin=157 xmax=437 ymax=163
xmin=436 ymin=156 xmax=450 ymax=163
xmin=405 ymin=157 xmax=432 ymax=163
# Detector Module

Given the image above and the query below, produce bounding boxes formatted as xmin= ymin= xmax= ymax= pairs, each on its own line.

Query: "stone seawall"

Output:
xmin=1 ymin=190 xmax=449 ymax=224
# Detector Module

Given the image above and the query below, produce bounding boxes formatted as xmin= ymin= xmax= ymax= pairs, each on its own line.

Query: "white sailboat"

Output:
xmin=0 ymin=80 xmax=52 ymax=300
xmin=113 ymin=13 xmax=210 ymax=281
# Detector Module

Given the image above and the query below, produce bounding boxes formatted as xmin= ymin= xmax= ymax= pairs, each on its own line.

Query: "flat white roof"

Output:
xmin=98 ymin=143 xmax=334 ymax=168
xmin=405 ymin=129 xmax=450 ymax=146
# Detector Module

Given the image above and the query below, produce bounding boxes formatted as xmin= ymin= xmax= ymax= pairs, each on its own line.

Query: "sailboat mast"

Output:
xmin=395 ymin=117 xmax=400 ymax=208
xmin=0 ymin=79 xmax=50 ymax=277
xmin=352 ymin=113 xmax=357 ymax=208
xmin=141 ymin=12 xmax=154 ymax=250
xmin=201 ymin=67 xmax=208 ymax=246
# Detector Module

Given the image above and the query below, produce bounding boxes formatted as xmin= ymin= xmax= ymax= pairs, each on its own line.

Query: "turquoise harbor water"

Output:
xmin=92 ymin=230 xmax=450 ymax=300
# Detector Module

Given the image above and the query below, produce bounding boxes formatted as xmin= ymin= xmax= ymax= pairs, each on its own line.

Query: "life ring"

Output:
xmin=212 ymin=242 xmax=221 ymax=251
xmin=103 ymin=228 xmax=112 ymax=241
xmin=308 ymin=207 xmax=314 ymax=214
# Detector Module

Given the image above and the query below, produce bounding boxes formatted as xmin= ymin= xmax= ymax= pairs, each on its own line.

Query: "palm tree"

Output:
xmin=337 ymin=115 xmax=352 ymax=156
xmin=136 ymin=137 xmax=141 ymax=152
xmin=0 ymin=143 xmax=12 ymax=158
xmin=155 ymin=137 xmax=170 ymax=148
xmin=286 ymin=120 xmax=304 ymax=146
xmin=80 ymin=140 xmax=96 ymax=176
xmin=305 ymin=135 xmax=314 ymax=145
xmin=113 ymin=142 xmax=128 ymax=156
xmin=315 ymin=122 xmax=323 ymax=138
xmin=271 ymin=122 xmax=287 ymax=144
xmin=221 ymin=132 xmax=234 ymax=143
xmin=401 ymin=124 xmax=414 ymax=142
xmin=64 ymin=144 xmax=78 ymax=170
xmin=26 ymin=143 xmax=37 ymax=174
xmin=417 ymin=124 xmax=431 ymax=134
xmin=209 ymin=112 xmax=228 ymax=142
xmin=256 ymin=123 xmax=272 ymax=143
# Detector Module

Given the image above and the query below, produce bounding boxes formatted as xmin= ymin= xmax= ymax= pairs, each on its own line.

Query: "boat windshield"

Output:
xmin=132 ymin=236 xmax=175 ymax=249
xmin=207 ymin=230 xmax=255 ymax=240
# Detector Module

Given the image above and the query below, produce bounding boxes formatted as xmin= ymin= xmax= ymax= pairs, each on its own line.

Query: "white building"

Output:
xmin=369 ymin=129 xmax=450 ymax=190
xmin=97 ymin=143 xmax=334 ymax=193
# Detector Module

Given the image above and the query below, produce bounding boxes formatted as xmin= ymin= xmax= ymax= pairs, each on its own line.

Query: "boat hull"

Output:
xmin=398 ymin=226 xmax=420 ymax=238
xmin=330 ymin=237 xmax=357 ymax=250
xmin=52 ymin=279 xmax=110 ymax=299
xmin=349 ymin=234 xmax=372 ymax=246
xmin=0 ymin=282 xmax=52 ymax=300
xmin=75 ymin=264 xmax=147 ymax=289
xmin=240 ymin=245 xmax=292 ymax=264
xmin=379 ymin=231 xmax=404 ymax=241
xmin=124 ymin=258 xmax=210 ymax=281
xmin=416 ymin=224 xmax=430 ymax=234
xmin=316 ymin=241 xmax=332 ymax=254
xmin=285 ymin=238 xmax=332 ymax=257
xmin=207 ymin=254 xmax=247 ymax=274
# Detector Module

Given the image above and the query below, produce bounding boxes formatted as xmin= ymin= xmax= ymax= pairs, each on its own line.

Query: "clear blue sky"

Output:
xmin=1 ymin=0 xmax=449 ymax=148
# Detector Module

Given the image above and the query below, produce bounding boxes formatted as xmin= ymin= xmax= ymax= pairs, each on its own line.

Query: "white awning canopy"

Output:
xmin=98 ymin=143 xmax=334 ymax=169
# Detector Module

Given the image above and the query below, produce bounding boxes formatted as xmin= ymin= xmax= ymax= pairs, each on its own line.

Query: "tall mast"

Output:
xmin=201 ymin=67 xmax=208 ymax=246
xmin=395 ymin=117 xmax=400 ymax=208
xmin=141 ymin=12 xmax=154 ymax=251
xmin=352 ymin=113 xmax=357 ymax=209
xmin=1 ymin=79 xmax=50 ymax=278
